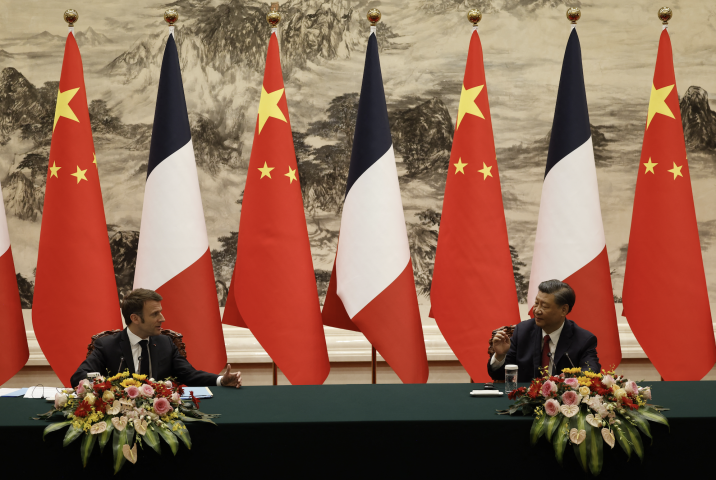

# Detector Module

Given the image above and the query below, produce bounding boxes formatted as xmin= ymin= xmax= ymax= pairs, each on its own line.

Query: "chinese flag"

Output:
xmin=32 ymin=32 xmax=122 ymax=386
xmin=622 ymin=29 xmax=716 ymax=380
xmin=222 ymin=32 xmax=330 ymax=384
xmin=430 ymin=29 xmax=520 ymax=382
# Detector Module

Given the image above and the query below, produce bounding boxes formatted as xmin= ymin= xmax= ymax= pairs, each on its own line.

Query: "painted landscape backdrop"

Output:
xmin=2 ymin=0 xmax=716 ymax=318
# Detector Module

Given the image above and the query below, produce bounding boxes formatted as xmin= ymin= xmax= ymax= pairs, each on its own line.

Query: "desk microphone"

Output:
xmin=566 ymin=352 xmax=576 ymax=368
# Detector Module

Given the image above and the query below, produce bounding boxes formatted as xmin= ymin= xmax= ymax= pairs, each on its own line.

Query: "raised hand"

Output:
xmin=220 ymin=363 xmax=242 ymax=388
xmin=492 ymin=330 xmax=511 ymax=361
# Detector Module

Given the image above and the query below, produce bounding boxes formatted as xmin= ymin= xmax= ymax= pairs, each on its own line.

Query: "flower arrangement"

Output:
xmin=35 ymin=370 xmax=219 ymax=473
xmin=499 ymin=368 xmax=669 ymax=476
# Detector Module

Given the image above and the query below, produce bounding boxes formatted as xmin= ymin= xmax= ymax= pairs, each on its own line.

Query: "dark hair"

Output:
xmin=537 ymin=280 xmax=575 ymax=313
xmin=121 ymin=289 xmax=163 ymax=326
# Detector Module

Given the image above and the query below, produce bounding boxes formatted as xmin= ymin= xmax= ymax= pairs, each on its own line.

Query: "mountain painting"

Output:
xmin=1 ymin=0 xmax=716 ymax=321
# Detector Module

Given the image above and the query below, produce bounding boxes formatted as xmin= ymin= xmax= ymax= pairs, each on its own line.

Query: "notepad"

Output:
xmin=23 ymin=387 xmax=65 ymax=399
xmin=0 ymin=388 xmax=28 ymax=397
xmin=469 ymin=390 xmax=503 ymax=397
xmin=181 ymin=387 xmax=213 ymax=399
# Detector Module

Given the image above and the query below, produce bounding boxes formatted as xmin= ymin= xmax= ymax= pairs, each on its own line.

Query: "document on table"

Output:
xmin=22 ymin=387 xmax=65 ymax=400
xmin=0 ymin=388 xmax=29 ymax=397
xmin=181 ymin=387 xmax=213 ymax=399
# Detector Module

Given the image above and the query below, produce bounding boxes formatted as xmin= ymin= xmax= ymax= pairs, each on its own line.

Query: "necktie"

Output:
xmin=138 ymin=340 xmax=150 ymax=376
xmin=541 ymin=335 xmax=551 ymax=374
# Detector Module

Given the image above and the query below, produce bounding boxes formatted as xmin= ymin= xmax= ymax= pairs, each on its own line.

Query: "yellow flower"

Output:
xmin=579 ymin=386 xmax=591 ymax=396
xmin=577 ymin=376 xmax=591 ymax=386
xmin=584 ymin=371 xmax=603 ymax=378
xmin=120 ymin=379 xmax=142 ymax=388
xmin=132 ymin=373 xmax=148 ymax=381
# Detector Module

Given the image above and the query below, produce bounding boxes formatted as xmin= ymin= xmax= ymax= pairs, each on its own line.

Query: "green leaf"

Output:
xmin=623 ymin=410 xmax=652 ymax=444
xmin=618 ymin=413 xmax=645 ymax=462
xmin=570 ymin=411 xmax=588 ymax=473
xmin=586 ymin=421 xmax=603 ymax=476
xmin=179 ymin=415 xmax=216 ymax=425
xmin=529 ymin=415 xmax=546 ymax=446
xmin=167 ymin=420 xmax=192 ymax=450
xmin=62 ymin=424 xmax=84 ymax=447
xmin=99 ymin=422 xmax=114 ymax=453
xmin=639 ymin=406 xmax=670 ymax=432
xmin=613 ymin=424 xmax=632 ymax=460
xmin=80 ymin=432 xmax=97 ymax=468
xmin=552 ymin=415 xmax=570 ymax=466
xmin=112 ymin=428 xmax=127 ymax=474
xmin=545 ymin=414 xmax=562 ymax=442
xmin=125 ymin=424 xmax=135 ymax=449
xmin=156 ymin=425 xmax=179 ymax=455
xmin=43 ymin=420 xmax=71 ymax=441
xmin=142 ymin=425 xmax=161 ymax=454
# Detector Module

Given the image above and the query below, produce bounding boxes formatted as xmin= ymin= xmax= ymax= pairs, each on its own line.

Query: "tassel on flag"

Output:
xmin=321 ymin=11 xmax=429 ymax=384
xmin=527 ymin=21 xmax=622 ymax=369
xmin=0 ymin=180 xmax=28 ymax=385
xmin=430 ymin=17 xmax=520 ymax=382
xmin=32 ymin=20 xmax=122 ymax=386
xmin=133 ymin=18 xmax=226 ymax=373
xmin=622 ymin=16 xmax=716 ymax=380
xmin=222 ymin=15 xmax=330 ymax=385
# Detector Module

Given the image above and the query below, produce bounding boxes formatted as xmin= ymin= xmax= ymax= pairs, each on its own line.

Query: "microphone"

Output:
xmin=117 ymin=356 xmax=125 ymax=374
xmin=566 ymin=352 xmax=576 ymax=368
xmin=138 ymin=356 xmax=143 ymax=375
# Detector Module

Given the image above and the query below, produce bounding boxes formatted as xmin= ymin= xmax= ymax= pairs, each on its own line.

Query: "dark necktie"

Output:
xmin=541 ymin=335 xmax=551 ymax=374
xmin=138 ymin=340 xmax=150 ymax=376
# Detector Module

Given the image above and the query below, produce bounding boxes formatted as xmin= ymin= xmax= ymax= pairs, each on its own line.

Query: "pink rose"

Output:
xmin=541 ymin=380 xmax=557 ymax=397
xmin=545 ymin=398 xmax=561 ymax=417
xmin=76 ymin=379 xmax=91 ymax=397
xmin=170 ymin=392 xmax=181 ymax=404
xmin=601 ymin=374 xmax=615 ymax=388
xmin=624 ymin=380 xmax=638 ymax=396
xmin=564 ymin=378 xmax=580 ymax=389
xmin=641 ymin=387 xmax=652 ymax=400
xmin=153 ymin=397 xmax=172 ymax=416
xmin=139 ymin=384 xmax=155 ymax=397
xmin=562 ymin=390 xmax=579 ymax=406
xmin=125 ymin=386 xmax=140 ymax=399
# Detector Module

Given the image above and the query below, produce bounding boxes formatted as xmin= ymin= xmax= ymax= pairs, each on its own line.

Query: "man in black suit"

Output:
xmin=488 ymin=279 xmax=600 ymax=383
xmin=71 ymin=289 xmax=241 ymax=388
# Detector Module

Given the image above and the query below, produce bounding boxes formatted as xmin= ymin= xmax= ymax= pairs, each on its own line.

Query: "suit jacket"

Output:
xmin=487 ymin=319 xmax=600 ymax=383
xmin=70 ymin=328 xmax=219 ymax=388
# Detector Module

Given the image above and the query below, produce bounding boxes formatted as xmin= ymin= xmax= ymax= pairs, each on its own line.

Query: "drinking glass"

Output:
xmin=505 ymin=364 xmax=518 ymax=393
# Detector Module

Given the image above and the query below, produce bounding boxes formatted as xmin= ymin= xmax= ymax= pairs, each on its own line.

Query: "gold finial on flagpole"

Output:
xmin=267 ymin=3 xmax=281 ymax=28
xmin=467 ymin=9 xmax=482 ymax=26
xmin=64 ymin=9 xmax=78 ymax=28
xmin=367 ymin=8 xmax=381 ymax=26
xmin=164 ymin=9 xmax=179 ymax=26
xmin=566 ymin=7 xmax=581 ymax=24
xmin=658 ymin=7 xmax=672 ymax=25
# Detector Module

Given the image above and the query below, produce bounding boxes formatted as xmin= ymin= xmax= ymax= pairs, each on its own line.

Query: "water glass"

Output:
xmin=505 ymin=364 xmax=518 ymax=393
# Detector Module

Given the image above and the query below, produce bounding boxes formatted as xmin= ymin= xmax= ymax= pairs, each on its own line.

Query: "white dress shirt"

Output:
xmin=126 ymin=328 xmax=222 ymax=386
xmin=490 ymin=321 xmax=566 ymax=376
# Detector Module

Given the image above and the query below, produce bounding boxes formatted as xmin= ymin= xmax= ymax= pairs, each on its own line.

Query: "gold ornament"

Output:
xmin=467 ymin=9 xmax=482 ymax=25
xmin=164 ymin=9 xmax=179 ymax=25
xmin=64 ymin=9 xmax=78 ymax=27
xmin=658 ymin=7 xmax=672 ymax=25
xmin=367 ymin=8 xmax=381 ymax=26
xmin=566 ymin=7 xmax=581 ymax=24
xmin=267 ymin=11 xmax=281 ymax=27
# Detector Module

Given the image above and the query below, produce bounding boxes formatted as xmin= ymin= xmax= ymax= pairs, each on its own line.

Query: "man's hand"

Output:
xmin=220 ymin=364 xmax=242 ymax=388
xmin=492 ymin=330 xmax=511 ymax=361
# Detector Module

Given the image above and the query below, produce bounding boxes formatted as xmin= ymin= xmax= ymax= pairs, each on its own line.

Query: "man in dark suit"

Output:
xmin=488 ymin=279 xmax=600 ymax=383
xmin=71 ymin=289 xmax=241 ymax=388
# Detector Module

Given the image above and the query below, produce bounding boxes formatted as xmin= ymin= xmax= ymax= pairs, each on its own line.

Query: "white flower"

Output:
xmin=106 ymin=400 xmax=121 ymax=415
xmin=90 ymin=421 xmax=107 ymax=435
xmin=85 ymin=393 xmax=96 ymax=406
xmin=54 ymin=393 xmax=68 ymax=409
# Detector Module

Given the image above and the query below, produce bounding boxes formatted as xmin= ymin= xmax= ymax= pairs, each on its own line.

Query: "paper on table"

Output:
xmin=0 ymin=388 xmax=21 ymax=397
xmin=23 ymin=387 xmax=65 ymax=399
xmin=181 ymin=387 xmax=213 ymax=399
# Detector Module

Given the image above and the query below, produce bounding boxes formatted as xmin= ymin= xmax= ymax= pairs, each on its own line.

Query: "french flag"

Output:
xmin=133 ymin=30 xmax=226 ymax=373
xmin=321 ymin=30 xmax=428 ymax=383
xmin=0 ymin=179 xmax=29 ymax=385
xmin=528 ymin=28 xmax=621 ymax=369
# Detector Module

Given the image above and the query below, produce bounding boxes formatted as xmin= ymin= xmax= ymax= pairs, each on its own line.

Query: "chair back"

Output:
xmin=86 ymin=329 xmax=187 ymax=359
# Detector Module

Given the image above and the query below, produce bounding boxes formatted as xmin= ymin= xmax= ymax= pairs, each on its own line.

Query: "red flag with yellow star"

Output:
xmin=32 ymin=31 xmax=121 ymax=386
xmin=622 ymin=28 xmax=716 ymax=380
xmin=429 ymin=29 xmax=520 ymax=382
xmin=222 ymin=31 xmax=330 ymax=384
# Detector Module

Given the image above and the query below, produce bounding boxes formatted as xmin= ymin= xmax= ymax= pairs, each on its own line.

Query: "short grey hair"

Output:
xmin=537 ymin=280 xmax=575 ymax=313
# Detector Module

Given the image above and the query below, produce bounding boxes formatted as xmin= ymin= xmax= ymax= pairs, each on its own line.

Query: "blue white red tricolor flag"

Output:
xmin=133 ymin=30 xmax=226 ymax=373
xmin=528 ymin=28 xmax=621 ymax=369
xmin=321 ymin=30 xmax=429 ymax=383
xmin=0 ymin=179 xmax=28 ymax=385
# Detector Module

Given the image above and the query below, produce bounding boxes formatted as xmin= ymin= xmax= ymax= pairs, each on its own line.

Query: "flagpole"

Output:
xmin=366 ymin=8 xmax=382 ymax=385
xmin=64 ymin=9 xmax=78 ymax=33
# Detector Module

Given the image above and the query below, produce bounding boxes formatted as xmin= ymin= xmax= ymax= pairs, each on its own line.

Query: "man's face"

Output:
xmin=131 ymin=300 xmax=165 ymax=338
xmin=533 ymin=291 xmax=568 ymax=333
